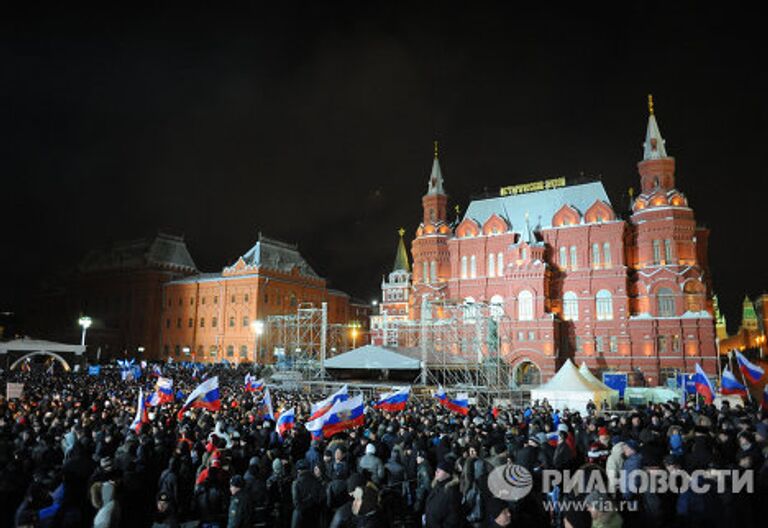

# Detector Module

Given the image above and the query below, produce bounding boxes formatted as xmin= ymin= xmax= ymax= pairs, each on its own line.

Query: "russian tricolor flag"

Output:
xmin=375 ymin=386 xmax=411 ymax=412
xmin=177 ymin=376 xmax=221 ymax=420
xmin=310 ymin=385 xmax=348 ymax=420
xmin=261 ymin=388 xmax=275 ymax=421
xmin=735 ymin=351 xmax=765 ymax=384
xmin=322 ymin=394 xmax=365 ymax=438
xmin=720 ymin=367 xmax=747 ymax=397
xmin=693 ymin=364 xmax=715 ymax=404
xmin=276 ymin=408 xmax=295 ymax=437
xmin=434 ymin=386 xmax=469 ymax=416
xmin=130 ymin=388 xmax=149 ymax=434
xmin=151 ymin=377 xmax=174 ymax=405
xmin=245 ymin=374 xmax=264 ymax=392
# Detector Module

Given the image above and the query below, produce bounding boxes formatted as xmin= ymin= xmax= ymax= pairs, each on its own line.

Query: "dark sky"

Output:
xmin=3 ymin=2 xmax=766 ymax=330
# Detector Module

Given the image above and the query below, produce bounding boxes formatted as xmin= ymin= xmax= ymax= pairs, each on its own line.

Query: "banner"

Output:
xmin=88 ymin=366 xmax=101 ymax=376
xmin=602 ymin=373 xmax=628 ymax=397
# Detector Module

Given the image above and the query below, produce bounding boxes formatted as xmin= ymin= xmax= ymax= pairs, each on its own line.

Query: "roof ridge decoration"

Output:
xmin=643 ymin=94 xmax=668 ymax=160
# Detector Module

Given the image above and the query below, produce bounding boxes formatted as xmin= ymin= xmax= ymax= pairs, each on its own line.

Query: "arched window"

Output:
xmin=422 ymin=261 xmax=429 ymax=284
xmin=518 ymin=290 xmax=534 ymax=321
xmin=657 ymin=287 xmax=675 ymax=317
xmin=470 ymin=255 xmax=477 ymax=278
xmin=592 ymin=243 xmax=600 ymax=269
xmin=490 ymin=294 xmax=504 ymax=319
xmin=461 ymin=256 xmax=468 ymax=279
xmin=497 ymin=253 xmax=504 ymax=277
xmin=570 ymin=246 xmax=578 ymax=270
xmin=603 ymin=242 xmax=611 ymax=268
xmin=596 ymin=290 xmax=613 ymax=320
xmin=430 ymin=261 xmax=437 ymax=283
xmin=563 ymin=291 xmax=579 ymax=321
xmin=559 ymin=247 xmax=568 ymax=269
xmin=488 ymin=254 xmax=495 ymax=277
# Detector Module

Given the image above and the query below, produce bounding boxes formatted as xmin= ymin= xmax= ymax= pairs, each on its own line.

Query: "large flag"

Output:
xmin=261 ymin=388 xmax=275 ymax=421
xmin=310 ymin=385 xmax=349 ymax=420
xmin=276 ymin=408 xmax=295 ymax=437
xmin=434 ymin=385 xmax=469 ymax=416
xmin=720 ymin=367 xmax=747 ymax=397
xmin=375 ymin=386 xmax=411 ymax=412
xmin=734 ymin=351 xmax=765 ymax=384
xmin=177 ymin=376 xmax=221 ymax=420
xmin=245 ymin=374 xmax=264 ymax=392
xmin=151 ymin=364 xmax=163 ymax=377
xmin=693 ymin=364 xmax=715 ymax=404
xmin=148 ymin=377 xmax=174 ymax=406
xmin=322 ymin=394 xmax=365 ymax=438
xmin=130 ymin=388 xmax=148 ymax=434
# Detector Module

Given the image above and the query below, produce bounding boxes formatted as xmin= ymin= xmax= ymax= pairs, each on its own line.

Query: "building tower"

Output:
xmin=411 ymin=142 xmax=452 ymax=318
xmin=628 ymin=95 xmax=718 ymax=376
xmin=370 ymin=229 xmax=412 ymax=346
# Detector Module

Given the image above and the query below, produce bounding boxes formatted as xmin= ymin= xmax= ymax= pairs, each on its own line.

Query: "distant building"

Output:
xmin=370 ymin=229 xmax=412 ymax=346
xmin=400 ymin=98 xmax=718 ymax=384
xmin=718 ymin=294 xmax=767 ymax=355
xmin=26 ymin=233 xmax=197 ymax=360
xmin=161 ymin=234 xmax=367 ymax=363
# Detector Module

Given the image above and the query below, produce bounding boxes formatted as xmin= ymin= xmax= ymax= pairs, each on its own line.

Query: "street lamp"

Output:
xmin=78 ymin=316 xmax=92 ymax=346
xmin=251 ymin=320 xmax=264 ymax=364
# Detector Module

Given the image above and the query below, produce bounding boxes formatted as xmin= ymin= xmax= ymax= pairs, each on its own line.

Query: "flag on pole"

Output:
xmin=148 ymin=377 xmax=174 ymax=406
xmin=374 ymin=386 xmax=411 ymax=412
xmin=130 ymin=388 xmax=148 ymax=434
xmin=245 ymin=374 xmax=264 ymax=392
xmin=720 ymin=367 xmax=747 ymax=397
xmin=177 ymin=376 xmax=221 ymax=420
xmin=734 ymin=351 xmax=765 ymax=384
xmin=310 ymin=385 xmax=349 ymax=420
xmin=693 ymin=363 xmax=715 ymax=404
xmin=276 ymin=408 xmax=295 ymax=437
xmin=321 ymin=394 xmax=365 ymax=438
xmin=261 ymin=388 xmax=275 ymax=421
xmin=434 ymin=385 xmax=469 ymax=416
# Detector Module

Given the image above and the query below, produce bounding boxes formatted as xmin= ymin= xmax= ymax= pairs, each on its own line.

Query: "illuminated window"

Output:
xmin=657 ymin=288 xmax=675 ymax=317
xmin=423 ymin=261 xmax=429 ymax=284
xmin=518 ymin=290 xmax=534 ymax=321
xmin=528 ymin=331 xmax=535 ymax=341
xmin=490 ymin=295 xmax=504 ymax=319
xmin=595 ymin=290 xmax=613 ymax=320
xmin=430 ymin=261 xmax=437 ymax=283
xmin=517 ymin=331 xmax=525 ymax=341
xmin=592 ymin=243 xmax=600 ymax=269
xmin=603 ymin=242 xmax=611 ymax=268
xmin=488 ymin=254 xmax=495 ymax=277
xmin=570 ymin=246 xmax=578 ymax=270
xmin=657 ymin=335 xmax=668 ymax=354
xmin=563 ymin=291 xmax=579 ymax=321
xmin=664 ymin=239 xmax=673 ymax=264
xmin=560 ymin=247 xmax=568 ymax=269
xmin=497 ymin=253 xmax=504 ymax=276
xmin=609 ymin=336 xmax=618 ymax=353
xmin=470 ymin=255 xmax=477 ymax=278
xmin=652 ymin=240 xmax=661 ymax=265
xmin=596 ymin=336 xmax=605 ymax=354
xmin=461 ymin=256 xmax=468 ymax=279
xmin=672 ymin=335 xmax=682 ymax=354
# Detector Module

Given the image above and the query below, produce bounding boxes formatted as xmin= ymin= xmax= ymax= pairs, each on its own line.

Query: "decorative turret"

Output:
xmin=393 ymin=228 xmax=411 ymax=273
xmin=637 ymin=95 xmax=676 ymax=194
xmin=422 ymin=141 xmax=448 ymax=225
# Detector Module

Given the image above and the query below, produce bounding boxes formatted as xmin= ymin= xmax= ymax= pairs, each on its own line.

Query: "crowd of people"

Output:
xmin=0 ymin=362 xmax=767 ymax=528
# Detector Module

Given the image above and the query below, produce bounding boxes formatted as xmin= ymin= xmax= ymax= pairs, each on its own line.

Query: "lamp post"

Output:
xmin=251 ymin=320 xmax=264 ymax=364
xmin=78 ymin=316 xmax=92 ymax=347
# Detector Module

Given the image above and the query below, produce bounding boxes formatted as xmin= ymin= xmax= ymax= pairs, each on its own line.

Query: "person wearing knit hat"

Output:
xmin=486 ymin=498 xmax=511 ymax=527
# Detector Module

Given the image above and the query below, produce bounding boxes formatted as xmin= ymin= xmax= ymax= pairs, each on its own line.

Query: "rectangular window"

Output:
xmin=560 ymin=247 xmax=568 ymax=269
xmin=213 ymin=296 xmax=218 ymax=304
xmin=652 ymin=240 xmax=661 ymax=265
xmin=517 ymin=331 xmax=525 ymax=341
xmin=592 ymin=243 xmax=600 ymax=269
xmin=609 ymin=336 xmax=618 ymax=353
xmin=430 ymin=261 xmax=437 ymax=283
xmin=197 ymin=345 xmax=203 ymax=357
xmin=231 ymin=295 xmax=236 ymax=303
xmin=461 ymin=256 xmax=468 ymax=279
xmin=178 ymin=298 xmax=183 ymax=306
xmin=596 ymin=336 xmax=605 ymax=354
xmin=488 ymin=254 xmax=495 ymax=277
xmin=657 ymin=335 xmax=668 ymax=354
xmin=575 ymin=336 xmax=583 ymax=352
xmin=470 ymin=255 xmax=477 ymax=278
xmin=174 ymin=345 xmax=180 ymax=356
xmin=188 ymin=318 xmax=194 ymax=328
xmin=229 ymin=317 xmax=235 ymax=327
xmin=498 ymin=253 xmax=504 ymax=276
xmin=210 ymin=346 xmax=217 ymax=357
xmin=672 ymin=334 xmax=682 ymax=354
xmin=212 ymin=317 xmax=218 ymax=328
xmin=202 ymin=297 xmax=206 ymax=305
xmin=227 ymin=345 xmax=234 ymax=357
xmin=243 ymin=316 xmax=249 ymax=327
xmin=570 ymin=246 xmax=578 ymax=270
xmin=190 ymin=297 xmax=195 ymax=305
xmin=603 ymin=242 xmax=612 ymax=268
xmin=423 ymin=261 xmax=429 ymax=284
xmin=664 ymin=239 xmax=673 ymax=264
xmin=240 ymin=345 xmax=248 ymax=358
xmin=200 ymin=318 xmax=205 ymax=328
xmin=528 ymin=330 xmax=535 ymax=341
xmin=244 ymin=294 xmax=249 ymax=303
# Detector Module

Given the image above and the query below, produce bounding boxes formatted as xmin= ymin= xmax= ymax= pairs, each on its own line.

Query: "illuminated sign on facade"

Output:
xmin=500 ymin=177 xmax=567 ymax=197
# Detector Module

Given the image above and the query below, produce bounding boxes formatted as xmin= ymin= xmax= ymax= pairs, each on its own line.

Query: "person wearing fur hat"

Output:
xmin=424 ymin=459 xmax=461 ymax=528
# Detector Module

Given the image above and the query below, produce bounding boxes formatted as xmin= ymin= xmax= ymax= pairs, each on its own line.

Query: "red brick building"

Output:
xmin=161 ymin=234 xmax=366 ymax=364
xmin=407 ymin=100 xmax=718 ymax=385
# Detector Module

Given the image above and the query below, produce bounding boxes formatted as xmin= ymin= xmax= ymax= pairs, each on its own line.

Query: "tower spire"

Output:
xmin=393 ymin=228 xmax=411 ymax=272
xmin=426 ymin=140 xmax=445 ymax=195
xmin=643 ymin=94 xmax=668 ymax=160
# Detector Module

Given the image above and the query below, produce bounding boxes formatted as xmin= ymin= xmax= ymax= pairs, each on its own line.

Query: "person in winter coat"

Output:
xmin=266 ymin=459 xmax=291 ymax=528
xmin=606 ymin=441 xmax=626 ymax=492
xmin=357 ymin=444 xmax=385 ymax=485
xmin=157 ymin=457 xmax=180 ymax=505
xmin=461 ymin=459 xmax=486 ymax=528
xmin=227 ymin=475 xmax=252 ymax=528
xmin=414 ymin=451 xmax=433 ymax=516
xmin=424 ymin=460 xmax=461 ymax=528
xmin=621 ymin=440 xmax=643 ymax=501
xmin=151 ymin=492 xmax=179 ymax=528
xmin=291 ymin=460 xmax=324 ymax=528
xmin=92 ymin=481 xmax=120 ymax=528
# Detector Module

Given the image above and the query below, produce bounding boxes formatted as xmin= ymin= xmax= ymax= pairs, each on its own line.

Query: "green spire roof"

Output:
xmin=742 ymin=295 xmax=758 ymax=330
xmin=393 ymin=228 xmax=411 ymax=272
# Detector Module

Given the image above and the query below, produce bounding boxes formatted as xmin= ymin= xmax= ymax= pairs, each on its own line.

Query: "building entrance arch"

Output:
xmin=512 ymin=359 xmax=541 ymax=387
xmin=9 ymin=351 xmax=72 ymax=372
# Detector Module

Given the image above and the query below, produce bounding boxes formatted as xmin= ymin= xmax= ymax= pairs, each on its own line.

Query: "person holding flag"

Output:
xmin=434 ymin=385 xmax=469 ymax=416
xmin=320 ymin=394 xmax=365 ymax=438
xmin=148 ymin=377 xmax=174 ymax=406
xmin=130 ymin=388 xmax=148 ymax=434
xmin=177 ymin=376 xmax=221 ymax=420
xmin=692 ymin=363 xmax=715 ymax=405
xmin=261 ymin=387 xmax=275 ymax=421
xmin=734 ymin=350 xmax=765 ymax=384
xmin=309 ymin=385 xmax=348 ymax=420
xmin=245 ymin=374 xmax=264 ymax=392
xmin=720 ymin=367 xmax=747 ymax=397
xmin=374 ymin=386 xmax=411 ymax=412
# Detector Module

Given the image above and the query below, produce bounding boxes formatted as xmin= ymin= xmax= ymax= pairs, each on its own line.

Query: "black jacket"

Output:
xmin=424 ymin=476 xmax=461 ymax=528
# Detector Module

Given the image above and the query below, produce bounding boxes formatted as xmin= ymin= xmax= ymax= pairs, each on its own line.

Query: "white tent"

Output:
xmin=579 ymin=363 xmax=620 ymax=407
xmin=324 ymin=345 xmax=420 ymax=370
xmin=530 ymin=359 xmax=616 ymax=413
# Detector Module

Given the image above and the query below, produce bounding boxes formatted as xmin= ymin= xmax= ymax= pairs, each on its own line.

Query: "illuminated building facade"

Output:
xmin=370 ymin=229 xmax=412 ymax=346
xmin=407 ymin=99 xmax=719 ymax=384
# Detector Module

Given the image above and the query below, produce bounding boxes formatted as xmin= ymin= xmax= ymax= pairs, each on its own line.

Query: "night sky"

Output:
xmin=3 ymin=3 xmax=766 ymax=330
